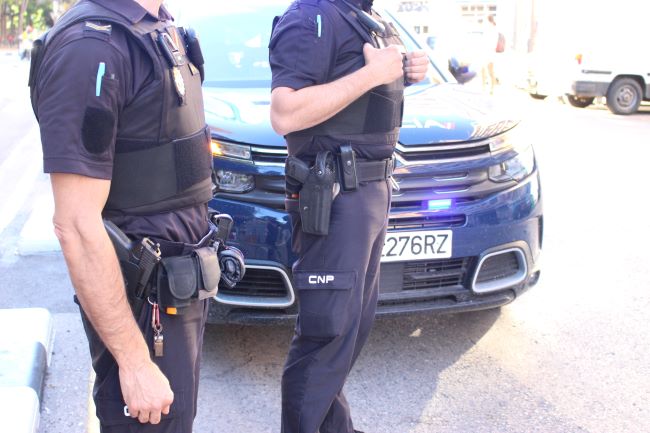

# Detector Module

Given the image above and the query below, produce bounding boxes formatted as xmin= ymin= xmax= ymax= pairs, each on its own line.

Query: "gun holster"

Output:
xmin=298 ymin=151 xmax=337 ymax=236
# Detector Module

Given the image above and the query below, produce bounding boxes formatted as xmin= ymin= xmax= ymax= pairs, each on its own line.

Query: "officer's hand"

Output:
xmin=404 ymin=50 xmax=428 ymax=83
xmin=119 ymin=360 xmax=174 ymax=425
xmin=363 ymin=43 xmax=404 ymax=86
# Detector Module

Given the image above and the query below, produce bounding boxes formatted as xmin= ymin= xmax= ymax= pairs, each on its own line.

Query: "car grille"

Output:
xmin=394 ymin=144 xmax=491 ymax=162
xmin=219 ymin=267 xmax=288 ymax=298
xmin=388 ymin=214 xmax=466 ymax=230
xmin=389 ymin=168 xmax=502 ymax=214
xmin=221 ymin=139 xmax=516 ymax=219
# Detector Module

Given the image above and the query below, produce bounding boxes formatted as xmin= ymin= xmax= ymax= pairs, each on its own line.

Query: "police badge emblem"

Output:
xmin=172 ymin=66 xmax=186 ymax=104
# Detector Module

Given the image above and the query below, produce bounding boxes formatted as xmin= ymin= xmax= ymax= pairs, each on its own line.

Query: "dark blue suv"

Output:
xmin=180 ymin=2 xmax=543 ymax=323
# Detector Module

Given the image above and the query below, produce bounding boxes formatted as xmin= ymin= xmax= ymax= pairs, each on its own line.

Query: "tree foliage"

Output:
xmin=1 ymin=0 xmax=74 ymax=45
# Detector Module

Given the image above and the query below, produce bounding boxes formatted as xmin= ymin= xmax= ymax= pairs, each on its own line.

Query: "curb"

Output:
xmin=0 ymin=308 xmax=55 ymax=433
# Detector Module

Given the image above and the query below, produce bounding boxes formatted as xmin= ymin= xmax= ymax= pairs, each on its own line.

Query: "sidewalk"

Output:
xmin=0 ymin=308 xmax=55 ymax=433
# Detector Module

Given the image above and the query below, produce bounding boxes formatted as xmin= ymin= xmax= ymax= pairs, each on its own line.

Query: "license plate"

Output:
xmin=381 ymin=230 xmax=453 ymax=262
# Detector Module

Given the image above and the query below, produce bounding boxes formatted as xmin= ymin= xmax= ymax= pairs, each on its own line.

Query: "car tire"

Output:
xmin=565 ymin=95 xmax=594 ymax=108
xmin=606 ymin=77 xmax=642 ymax=115
xmin=529 ymin=93 xmax=547 ymax=100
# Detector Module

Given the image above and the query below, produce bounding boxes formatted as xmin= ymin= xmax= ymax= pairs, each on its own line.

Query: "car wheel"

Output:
xmin=529 ymin=93 xmax=547 ymax=100
xmin=565 ymin=95 xmax=594 ymax=108
xmin=606 ymin=77 xmax=642 ymax=114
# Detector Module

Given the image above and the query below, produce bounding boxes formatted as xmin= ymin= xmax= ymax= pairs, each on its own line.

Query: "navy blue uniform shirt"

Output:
xmin=269 ymin=0 xmax=398 ymax=160
xmin=36 ymin=0 xmax=208 ymax=244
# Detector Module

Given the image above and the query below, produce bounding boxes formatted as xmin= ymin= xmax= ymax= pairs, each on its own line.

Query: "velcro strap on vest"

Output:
xmin=105 ymin=126 xmax=212 ymax=214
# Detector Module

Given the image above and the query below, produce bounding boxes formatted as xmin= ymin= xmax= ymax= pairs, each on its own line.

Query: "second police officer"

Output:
xmin=270 ymin=1 xmax=428 ymax=433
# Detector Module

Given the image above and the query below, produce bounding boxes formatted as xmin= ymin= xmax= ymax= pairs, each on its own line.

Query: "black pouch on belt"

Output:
xmin=338 ymin=144 xmax=358 ymax=191
xmin=299 ymin=150 xmax=336 ymax=236
xmin=156 ymin=246 xmax=221 ymax=313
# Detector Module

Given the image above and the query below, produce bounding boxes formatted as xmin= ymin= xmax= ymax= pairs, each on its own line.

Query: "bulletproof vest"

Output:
xmin=288 ymin=0 xmax=406 ymax=138
xmin=29 ymin=0 xmax=213 ymax=216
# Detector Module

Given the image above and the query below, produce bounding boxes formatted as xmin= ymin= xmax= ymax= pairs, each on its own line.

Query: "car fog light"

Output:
xmin=215 ymin=170 xmax=254 ymax=193
xmin=489 ymin=146 xmax=535 ymax=182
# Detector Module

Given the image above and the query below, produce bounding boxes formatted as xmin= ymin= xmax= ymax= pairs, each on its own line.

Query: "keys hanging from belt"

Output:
xmin=150 ymin=300 xmax=164 ymax=358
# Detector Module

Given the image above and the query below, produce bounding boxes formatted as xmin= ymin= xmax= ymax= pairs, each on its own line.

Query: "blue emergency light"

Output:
xmin=427 ymin=199 xmax=452 ymax=210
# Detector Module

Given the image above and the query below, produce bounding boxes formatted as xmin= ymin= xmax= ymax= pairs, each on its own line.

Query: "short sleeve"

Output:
xmin=36 ymin=35 xmax=128 ymax=179
xmin=269 ymin=3 xmax=336 ymax=90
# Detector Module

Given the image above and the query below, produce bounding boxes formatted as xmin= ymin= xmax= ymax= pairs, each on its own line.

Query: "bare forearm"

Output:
xmin=271 ymin=66 xmax=378 ymax=135
xmin=56 ymin=218 xmax=149 ymax=367
xmin=51 ymin=173 xmax=171 ymax=423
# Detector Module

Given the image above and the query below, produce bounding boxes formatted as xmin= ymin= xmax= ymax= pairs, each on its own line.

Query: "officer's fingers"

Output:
xmin=164 ymin=389 xmax=174 ymax=408
xmin=406 ymin=70 xmax=427 ymax=84
xmin=406 ymin=50 xmax=427 ymax=60
xmin=362 ymin=42 xmax=377 ymax=60
xmin=162 ymin=404 xmax=171 ymax=415
xmin=404 ymin=62 xmax=428 ymax=74
xmin=137 ymin=410 xmax=150 ymax=424
xmin=406 ymin=55 xmax=429 ymax=68
xmin=148 ymin=410 xmax=162 ymax=425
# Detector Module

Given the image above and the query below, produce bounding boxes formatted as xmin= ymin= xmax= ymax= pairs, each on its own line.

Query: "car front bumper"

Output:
xmin=207 ymin=171 xmax=542 ymax=324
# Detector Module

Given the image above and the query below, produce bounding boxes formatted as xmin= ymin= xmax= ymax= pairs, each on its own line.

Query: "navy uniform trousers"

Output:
xmin=78 ymin=296 xmax=208 ymax=433
xmin=282 ymin=178 xmax=391 ymax=433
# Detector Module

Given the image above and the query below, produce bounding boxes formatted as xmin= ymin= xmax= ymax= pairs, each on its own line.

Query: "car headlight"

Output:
xmin=214 ymin=170 xmax=254 ymax=193
xmin=489 ymin=145 xmax=536 ymax=182
xmin=211 ymin=139 xmax=251 ymax=160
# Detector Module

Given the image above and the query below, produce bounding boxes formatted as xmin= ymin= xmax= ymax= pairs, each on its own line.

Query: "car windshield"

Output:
xmin=173 ymin=2 xmax=449 ymax=88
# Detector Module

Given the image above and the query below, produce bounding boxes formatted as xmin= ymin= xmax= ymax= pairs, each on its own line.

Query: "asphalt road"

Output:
xmin=1 ymin=51 xmax=649 ymax=433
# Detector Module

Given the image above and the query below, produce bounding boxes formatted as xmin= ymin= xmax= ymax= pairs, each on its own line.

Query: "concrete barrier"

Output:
xmin=0 ymin=308 xmax=55 ymax=433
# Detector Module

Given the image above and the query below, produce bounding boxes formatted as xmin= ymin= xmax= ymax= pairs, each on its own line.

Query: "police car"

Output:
xmin=174 ymin=1 xmax=543 ymax=323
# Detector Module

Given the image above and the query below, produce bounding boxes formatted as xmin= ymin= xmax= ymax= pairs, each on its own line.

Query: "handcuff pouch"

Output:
xmin=156 ymin=247 xmax=221 ymax=311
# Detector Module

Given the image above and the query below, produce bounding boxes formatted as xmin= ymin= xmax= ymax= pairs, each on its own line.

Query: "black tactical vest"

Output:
xmin=30 ymin=1 xmax=213 ymax=216
xmin=287 ymin=0 xmax=406 ymax=138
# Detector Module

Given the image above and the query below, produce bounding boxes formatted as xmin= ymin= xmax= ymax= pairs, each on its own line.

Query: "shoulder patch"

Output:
xmin=84 ymin=21 xmax=112 ymax=35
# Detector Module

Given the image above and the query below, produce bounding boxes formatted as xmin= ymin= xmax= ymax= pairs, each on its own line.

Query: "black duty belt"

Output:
xmin=354 ymin=157 xmax=395 ymax=182
xmin=284 ymin=148 xmax=395 ymax=236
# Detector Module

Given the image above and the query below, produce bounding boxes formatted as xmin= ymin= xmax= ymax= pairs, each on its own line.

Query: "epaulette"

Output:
xmin=83 ymin=21 xmax=112 ymax=40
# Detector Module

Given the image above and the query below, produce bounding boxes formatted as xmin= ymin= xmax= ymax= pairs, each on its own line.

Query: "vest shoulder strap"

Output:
xmin=327 ymin=0 xmax=376 ymax=46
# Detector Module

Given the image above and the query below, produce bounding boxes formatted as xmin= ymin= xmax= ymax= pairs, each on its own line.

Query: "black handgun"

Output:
xmin=104 ymin=220 xmax=161 ymax=308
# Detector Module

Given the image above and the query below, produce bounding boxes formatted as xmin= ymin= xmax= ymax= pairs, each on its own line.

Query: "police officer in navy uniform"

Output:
xmin=269 ymin=1 xmax=428 ymax=432
xmin=29 ymin=0 xmax=216 ymax=431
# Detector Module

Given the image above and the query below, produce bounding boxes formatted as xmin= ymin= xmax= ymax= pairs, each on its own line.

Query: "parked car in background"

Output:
xmin=174 ymin=0 xmax=543 ymax=324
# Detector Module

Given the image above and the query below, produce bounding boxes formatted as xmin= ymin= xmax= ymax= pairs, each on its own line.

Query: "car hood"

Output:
xmin=203 ymin=83 xmax=518 ymax=148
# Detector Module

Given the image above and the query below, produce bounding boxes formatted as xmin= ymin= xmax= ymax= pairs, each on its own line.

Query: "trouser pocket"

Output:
xmin=94 ymin=390 xmax=184 ymax=429
xmin=293 ymin=270 xmax=356 ymax=338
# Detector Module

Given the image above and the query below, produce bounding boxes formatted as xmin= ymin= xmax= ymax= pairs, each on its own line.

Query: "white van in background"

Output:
xmin=526 ymin=1 xmax=650 ymax=115
xmin=566 ymin=47 xmax=650 ymax=115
